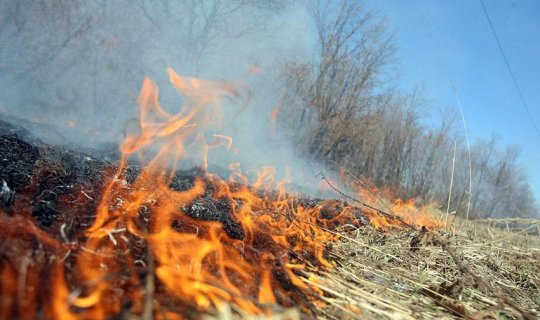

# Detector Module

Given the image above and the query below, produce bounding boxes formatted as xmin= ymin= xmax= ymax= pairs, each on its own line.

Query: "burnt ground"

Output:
xmin=0 ymin=121 xmax=218 ymax=231
xmin=0 ymin=119 xmax=367 ymax=235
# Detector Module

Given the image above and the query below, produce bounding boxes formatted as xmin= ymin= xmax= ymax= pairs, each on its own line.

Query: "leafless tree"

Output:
xmin=280 ymin=1 xmax=538 ymax=218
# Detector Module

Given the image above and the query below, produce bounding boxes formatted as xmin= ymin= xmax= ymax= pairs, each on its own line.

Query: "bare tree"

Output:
xmin=279 ymin=1 xmax=538 ymax=218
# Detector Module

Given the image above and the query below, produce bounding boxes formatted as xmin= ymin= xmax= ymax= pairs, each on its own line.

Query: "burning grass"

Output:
xmin=1 ymin=70 xmax=538 ymax=319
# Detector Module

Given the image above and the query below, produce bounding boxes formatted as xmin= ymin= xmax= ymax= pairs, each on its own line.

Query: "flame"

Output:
xmin=0 ymin=68 xmax=443 ymax=319
xmin=50 ymin=68 xmax=363 ymax=317
xmin=270 ymin=103 xmax=281 ymax=131
xmin=339 ymin=171 xmax=444 ymax=230
xmin=248 ymin=65 xmax=262 ymax=74
xmin=390 ymin=198 xmax=444 ymax=229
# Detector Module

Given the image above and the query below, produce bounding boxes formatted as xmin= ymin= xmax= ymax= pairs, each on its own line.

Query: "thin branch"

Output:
xmin=430 ymin=232 xmax=537 ymax=320
xmin=445 ymin=141 xmax=457 ymax=228
xmin=452 ymin=86 xmax=473 ymax=221
xmin=142 ymin=245 xmax=155 ymax=320
xmin=319 ymin=173 xmax=417 ymax=230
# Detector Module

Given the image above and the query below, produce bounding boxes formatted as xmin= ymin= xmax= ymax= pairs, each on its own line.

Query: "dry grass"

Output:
xmin=201 ymin=211 xmax=540 ymax=320
xmin=306 ymin=214 xmax=540 ymax=319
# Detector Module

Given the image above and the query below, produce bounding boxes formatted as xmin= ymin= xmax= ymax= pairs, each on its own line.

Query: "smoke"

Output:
xmin=0 ymin=1 xmax=329 ymax=193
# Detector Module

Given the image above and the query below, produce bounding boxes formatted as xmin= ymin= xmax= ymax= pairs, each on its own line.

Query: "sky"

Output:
xmin=364 ymin=0 xmax=540 ymax=202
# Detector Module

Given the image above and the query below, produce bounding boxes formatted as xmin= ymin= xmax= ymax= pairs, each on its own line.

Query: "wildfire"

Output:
xmin=0 ymin=69 xmax=443 ymax=319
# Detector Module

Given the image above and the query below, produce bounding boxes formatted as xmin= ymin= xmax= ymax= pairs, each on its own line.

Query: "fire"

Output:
xmin=390 ymin=199 xmax=444 ymax=229
xmin=334 ymin=168 xmax=444 ymax=230
xmin=63 ymin=68 xmax=361 ymax=317
xmin=0 ymin=68 xmax=443 ymax=319
xmin=269 ymin=103 xmax=281 ymax=131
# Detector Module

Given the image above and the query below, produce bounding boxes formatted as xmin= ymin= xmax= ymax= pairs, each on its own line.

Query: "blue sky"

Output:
xmin=365 ymin=0 xmax=540 ymax=202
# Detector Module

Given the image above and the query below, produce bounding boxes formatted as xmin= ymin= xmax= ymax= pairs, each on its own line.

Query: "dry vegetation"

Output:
xmin=315 ymin=217 xmax=540 ymax=319
xmin=206 ymin=214 xmax=540 ymax=319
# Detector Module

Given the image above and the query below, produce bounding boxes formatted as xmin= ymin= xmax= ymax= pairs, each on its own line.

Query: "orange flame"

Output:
xmin=0 ymin=68 xmax=442 ymax=319
xmin=270 ymin=103 xmax=281 ymax=131
xmin=339 ymin=171 xmax=445 ymax=230
xmin=46 ymin=69 xmax=364 ymax=317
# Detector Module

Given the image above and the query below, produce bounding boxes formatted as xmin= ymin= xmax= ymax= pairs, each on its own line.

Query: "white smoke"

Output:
xmin=0 ymin=0 xmax=331 ymax=194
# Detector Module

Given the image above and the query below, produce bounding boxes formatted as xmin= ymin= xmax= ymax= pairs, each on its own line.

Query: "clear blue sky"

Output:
xmin=365 ymin=0 xmax=540 ymax=203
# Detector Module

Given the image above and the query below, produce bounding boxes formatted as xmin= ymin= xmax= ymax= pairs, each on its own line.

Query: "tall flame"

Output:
xmin=53 ymin=68 xmax=364 ymax=317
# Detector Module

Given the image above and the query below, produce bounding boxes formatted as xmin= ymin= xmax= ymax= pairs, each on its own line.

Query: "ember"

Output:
xmin=0 ymin=70 xmax=439 ymax=319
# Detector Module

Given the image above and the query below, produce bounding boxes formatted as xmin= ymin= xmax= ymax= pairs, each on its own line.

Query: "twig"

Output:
xmin=17 ymin=255 xmax=30 ymax=309
xmin=445 ymin=140 xmax=457 ymax=228
xmin=319 ymin=173 xmax=417 ymax=230
xmin=432 ymin=233 xmax=537 ymax=320
xmin=328 ymin=161 xmax=395 ymax=214
xmin=142 ymin=248 xmax=155 ymax=320
xmin=452 ymin=86 xmax=473 ymax=221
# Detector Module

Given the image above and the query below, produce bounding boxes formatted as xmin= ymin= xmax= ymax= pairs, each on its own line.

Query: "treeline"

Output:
xmin=279 ymin=1 xmax=538 ymax=218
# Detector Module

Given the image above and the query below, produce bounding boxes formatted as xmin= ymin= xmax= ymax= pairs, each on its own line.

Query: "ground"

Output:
xmin=1 ymin=122 xmax=539 ymax=319
xmin=255 ymin=216 xmax=540 ymax=319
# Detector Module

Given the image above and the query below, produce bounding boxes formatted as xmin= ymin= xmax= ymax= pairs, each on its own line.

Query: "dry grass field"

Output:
xmin=208 ymin=213 xmax=540 ymax=320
